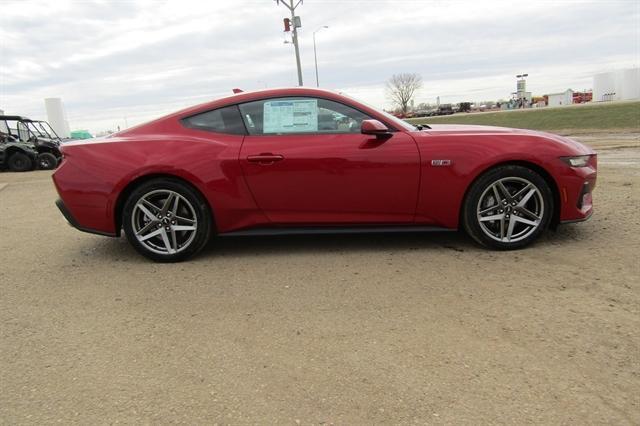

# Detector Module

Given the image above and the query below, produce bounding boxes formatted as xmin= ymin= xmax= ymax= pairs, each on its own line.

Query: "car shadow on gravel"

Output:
xmin=203 ymin=230 xmax=474 ymax=258
xmin=540 ymin=223 xmax=594 ymax=244
xmin=83 ymin=230 xmax=477 ymax=263
xmin=79 ymin=224 xmax=593 ymax=264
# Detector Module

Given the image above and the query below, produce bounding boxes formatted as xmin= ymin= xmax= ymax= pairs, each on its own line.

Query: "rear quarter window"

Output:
xmin=182 ymin=105 xmax=246 ymax=135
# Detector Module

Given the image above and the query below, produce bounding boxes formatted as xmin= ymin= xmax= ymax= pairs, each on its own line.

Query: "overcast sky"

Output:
xmin=1 ymin=0 xmax=638 ymax=133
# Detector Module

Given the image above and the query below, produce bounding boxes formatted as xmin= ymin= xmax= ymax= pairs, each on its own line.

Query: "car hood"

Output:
xmin=420 ymin=124 xmax=594 ymax=154
xmin=424 ymin=124 xmax=522 ymax=135
xmin=35 ymin=137 xmax=60 ymax=146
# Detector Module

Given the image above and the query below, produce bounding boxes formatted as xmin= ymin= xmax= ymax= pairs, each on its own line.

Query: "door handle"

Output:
xmin=247 ymin=154 xmax=284 ymax=164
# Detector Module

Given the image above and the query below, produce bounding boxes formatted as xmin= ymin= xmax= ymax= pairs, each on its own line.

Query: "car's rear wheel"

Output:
xmin=122 ymin=178 xmax=212 ymax=262
xmin=463 ymin=165 xmax=553 ymax=250
xmin=37 ymin=152 xmax=58 ymax=170
xmin=7 ymin=152 xmax=33 ymax=172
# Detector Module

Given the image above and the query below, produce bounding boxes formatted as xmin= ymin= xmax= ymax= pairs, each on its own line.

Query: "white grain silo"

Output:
xmin=593 ymin=68 xmax=640 ymax=102
xmin=44 ymin=98 xmax=71 ymax=138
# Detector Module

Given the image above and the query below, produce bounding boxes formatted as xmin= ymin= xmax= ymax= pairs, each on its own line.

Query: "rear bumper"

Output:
xmin=55 ymin=198 xmax=117 ymax=237
xmin=52 ymin=155 xmax=119 ymax=236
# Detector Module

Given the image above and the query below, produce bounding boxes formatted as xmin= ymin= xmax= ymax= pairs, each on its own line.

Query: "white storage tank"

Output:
xmin=593 ymin=68 xmax=640 ymax=102
xmin=44 ymin=98 xmax=71 ymax=138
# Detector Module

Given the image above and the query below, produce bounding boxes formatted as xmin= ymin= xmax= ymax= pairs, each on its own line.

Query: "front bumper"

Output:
xmin=558 ymin=158 xmax=597 ymax=224
xmin=561 ymin=209 xmax=593 ymax=224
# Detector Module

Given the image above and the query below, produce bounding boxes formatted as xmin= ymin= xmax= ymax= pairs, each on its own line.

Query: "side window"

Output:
xmin=182 ymin=105 xmax=246 ymax=135
xmin=238 ymin=97 xmax=372 ymax=136
xmin=17 ymin=122 xmax=30 ymax=141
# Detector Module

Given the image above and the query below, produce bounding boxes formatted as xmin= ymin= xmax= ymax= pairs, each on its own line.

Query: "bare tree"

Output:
xmin=386 ymin=73 xmax=423 ymax=114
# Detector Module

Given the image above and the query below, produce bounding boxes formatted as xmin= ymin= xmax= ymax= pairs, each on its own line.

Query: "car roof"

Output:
xmin=0 ymin=115 xmax=43 ymax=123
xmin=173 ymin=87 xmax=348 ymax=117
xmin=0 ymin=115 xmax=29 ymax=121
xmin=116 ymin=87 xmax=380 ymax=136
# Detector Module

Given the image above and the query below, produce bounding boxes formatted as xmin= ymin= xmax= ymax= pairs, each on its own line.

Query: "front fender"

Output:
xmin=413 ymin=133 xmax=567 ymax=228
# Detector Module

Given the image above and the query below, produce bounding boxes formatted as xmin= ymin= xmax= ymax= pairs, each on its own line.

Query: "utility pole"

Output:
xmin=275 ymin=0 xmax=304 ymax=86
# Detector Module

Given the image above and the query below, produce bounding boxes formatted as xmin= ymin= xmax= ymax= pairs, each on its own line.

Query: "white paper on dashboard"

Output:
xmin=263 ymin=99 xmax=318 ymax=133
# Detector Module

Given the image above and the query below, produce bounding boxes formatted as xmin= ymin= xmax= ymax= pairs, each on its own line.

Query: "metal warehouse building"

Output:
xmin=547 ymin=89 xmax=574 ymax=107
xmin=593 ymin=68 xmax=640 ymax=102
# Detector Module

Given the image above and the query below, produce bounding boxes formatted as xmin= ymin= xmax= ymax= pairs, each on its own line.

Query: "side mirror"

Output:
xmin=361 ymin=119 xmax=391 ymax=137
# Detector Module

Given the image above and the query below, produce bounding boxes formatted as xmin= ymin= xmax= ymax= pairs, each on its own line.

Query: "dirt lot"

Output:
xmin=1 ymin=132 xmax=638 ymax=424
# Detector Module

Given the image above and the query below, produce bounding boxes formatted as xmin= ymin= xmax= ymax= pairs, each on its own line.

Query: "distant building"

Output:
xmin=546 ymin=89 xmax=574 ymax=107
xmin=44 ymin=98 xmax=71 ymax=138
xmin=593 ymin=68 xmax=640 ymax=102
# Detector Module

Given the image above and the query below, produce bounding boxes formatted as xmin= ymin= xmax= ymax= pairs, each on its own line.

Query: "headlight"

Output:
xmin=560 ymin=155 xmax=591 ymax=167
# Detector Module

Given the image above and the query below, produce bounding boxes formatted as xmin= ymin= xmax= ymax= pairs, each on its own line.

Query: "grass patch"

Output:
xmin=406 ymin=101 xmax=640 ymax=132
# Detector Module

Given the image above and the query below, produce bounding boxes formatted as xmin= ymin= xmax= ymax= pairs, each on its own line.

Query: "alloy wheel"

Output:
xmin=476 ymin=177 xmax=544 ymax=243
xmin=132 ymin=189 xmax=198 ymax=255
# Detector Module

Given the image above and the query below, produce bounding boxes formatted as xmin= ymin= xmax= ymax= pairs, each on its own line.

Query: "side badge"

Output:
xmin=431 ymin=159 xmax=453 ymax=167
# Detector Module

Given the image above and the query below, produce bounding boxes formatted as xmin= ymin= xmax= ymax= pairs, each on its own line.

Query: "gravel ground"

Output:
xmin=1 ymin=133 xmax=638 ymax=424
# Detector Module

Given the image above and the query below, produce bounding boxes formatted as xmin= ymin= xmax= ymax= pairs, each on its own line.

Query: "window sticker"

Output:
xmin=263 ymin=99 xmax=318 ymax=133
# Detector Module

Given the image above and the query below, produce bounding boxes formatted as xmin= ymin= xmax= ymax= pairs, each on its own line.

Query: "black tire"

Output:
xmin=37 ymin=152 xmax=58 ymax=170
xmin=122 ymin=178 xmax=213 ymax=262
xmin=462 ymin=165 xmax=553 ymax=250
xmin=7 ymin=152 xmax=33 ymax=172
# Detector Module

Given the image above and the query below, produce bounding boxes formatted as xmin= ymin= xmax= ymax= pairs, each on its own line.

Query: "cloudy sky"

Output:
xmin=1 ymin=0 xmax=638 ymax=133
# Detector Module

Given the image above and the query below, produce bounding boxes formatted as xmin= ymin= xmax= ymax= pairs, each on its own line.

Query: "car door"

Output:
xmin=238 ymin=96 xmax=420 ymax=224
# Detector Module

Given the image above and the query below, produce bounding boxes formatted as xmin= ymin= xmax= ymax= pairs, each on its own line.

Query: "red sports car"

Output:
xmin=52 ymin=88 xmax=596 ymax=261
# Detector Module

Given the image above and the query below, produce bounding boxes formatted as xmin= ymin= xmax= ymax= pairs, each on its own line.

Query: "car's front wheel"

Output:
xmin=122 ymin=178 xmax=212 ymax=262
xmin=463 ymin=165 xmax=553 ymax=250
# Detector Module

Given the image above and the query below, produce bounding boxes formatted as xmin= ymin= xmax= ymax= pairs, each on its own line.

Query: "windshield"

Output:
xmin=27 ymin=122 xmax=47 ymax=138
xmin=35 ymin=122 xmax=53 ymax=138
xmin=37 ymin=121 xmax=61 ymax=140
xmin=340 ymin=92 xmax=417 ymax=132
